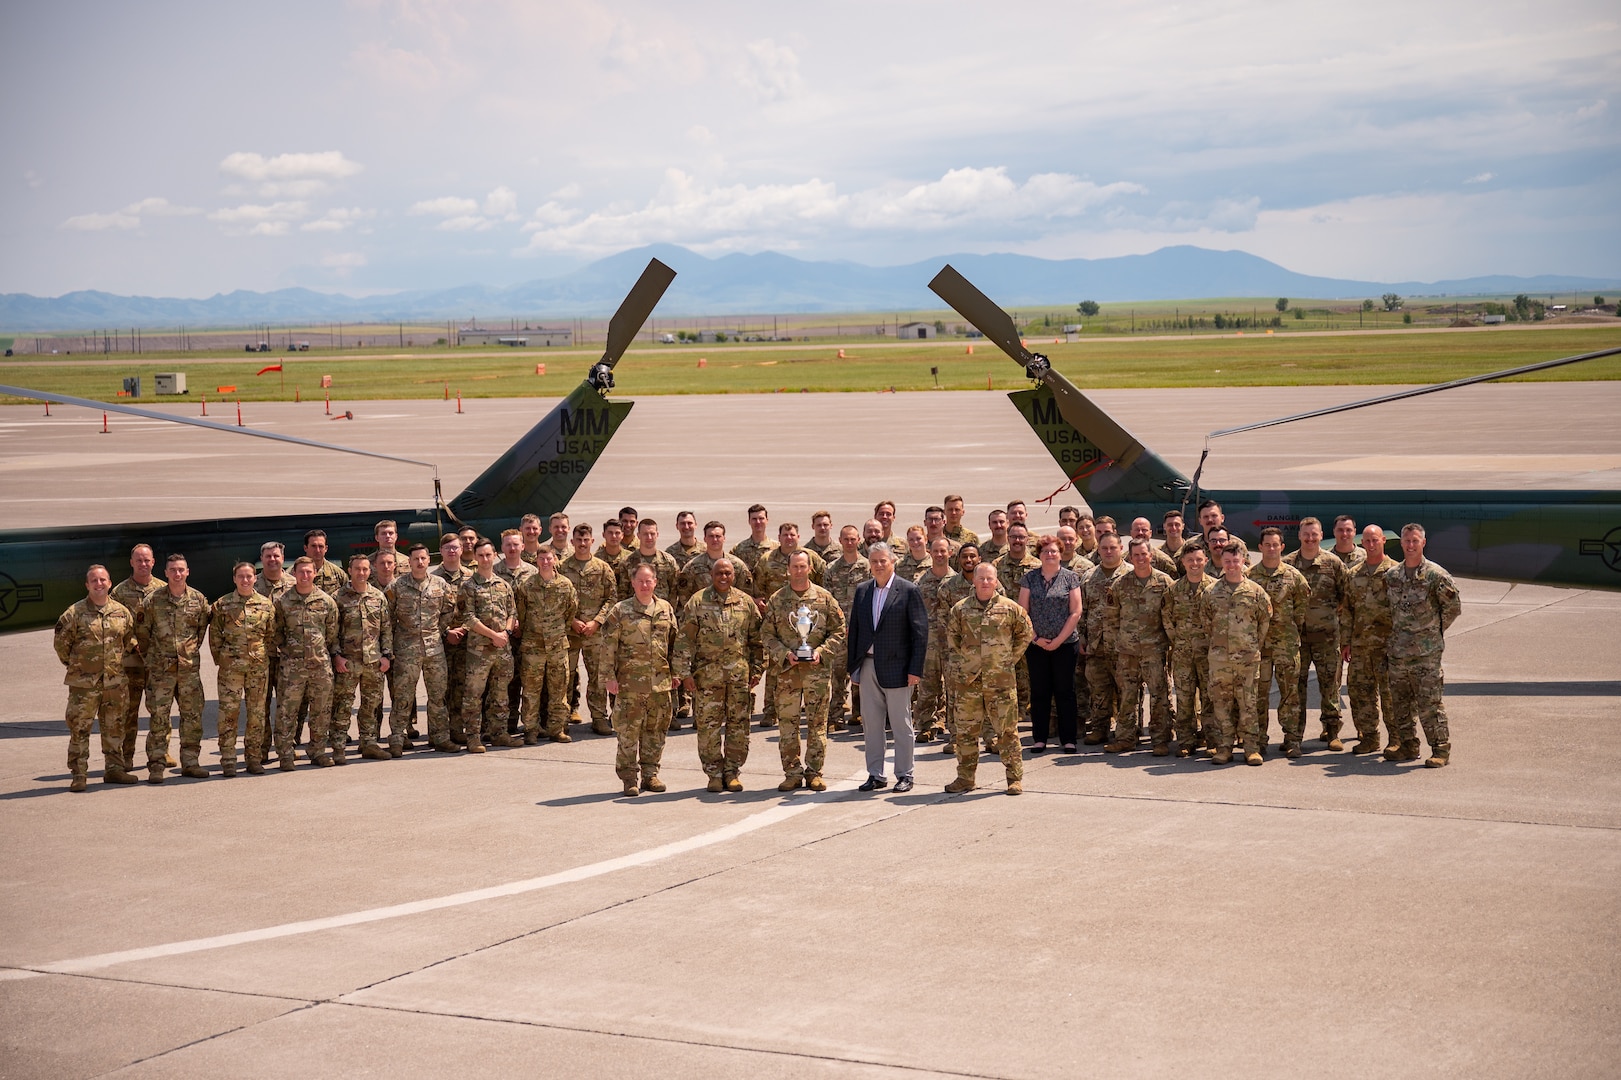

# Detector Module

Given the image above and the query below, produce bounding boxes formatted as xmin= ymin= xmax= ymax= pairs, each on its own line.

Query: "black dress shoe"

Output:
xmin=857 ymin=775 xmax=888 ymax=792
xmin=893 ymin=776 xmax=914 ymax=793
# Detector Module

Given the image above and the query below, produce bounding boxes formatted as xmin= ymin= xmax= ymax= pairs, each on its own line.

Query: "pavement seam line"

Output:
xmin=337 ymin=785 xmax=950 ymax=999
xmin=85 ymin=1001 xmax=321 ymax=1080
xmin=1013 ymin=775 xmax=1621 ymax=831
xmin=330 ymin=997 xmax=1015 ymax=1079
xmin=0 ymin=769 xmax=873 ymax=983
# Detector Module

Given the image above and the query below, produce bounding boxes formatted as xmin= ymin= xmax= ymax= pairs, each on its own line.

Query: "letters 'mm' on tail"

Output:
xmin=446 ymin=382 xmax=633 ymax=525
xmin=1008 ymin=380 xmax=1190 ymax=507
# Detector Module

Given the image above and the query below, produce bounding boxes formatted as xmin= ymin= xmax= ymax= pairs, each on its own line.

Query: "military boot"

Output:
xmin=641 ymin=774 xmax=666 ymax=793
xmin=104 ymin=766 xmax=138 ymax=785
xmin=147 ymin=767 xmax=167 ymax=784
xmin=69 ymin=774 xmax=87 ymax=793
xmin=724 ymin=774 xmax=743 ymax=792
xmin=310 ymin=750 xmax=334 ymax=767
xmin=489 ymin=732 xmax=522 ymax=748
xmin=330 ymin=746 xmax=348 ymax=766
xmin=1103 ymin=739 xmax=1135 ymax=754
xmin=1282 ymin=740 xmax=1302 ymax=759
xmin=621 ymin=780 xmax=640 ymax=797
xmin=466 ymin=734 xmax=486 ymax=753
xmin=806 ymin=774 xmax=826 ymax=792
xmin=1385 ymin=743 xmax=1419 ymax=763
xmin=222 ymin=761 xmax=238 ymax=778
xmin=549 ymin=729 xmax=573 ymax=743
xmin=778 ymin=775 xmax=804 ymax=792
xmin=1006 ymin=781 xmax=1023 ymax=795
xmin=278 ymin=753 xmax=296 ymax=772
xmin=1351 ymin=737 xmax=1381 ymax=754
xmin=522 ymin=728 xmax=540 ymax=746
xmin=1424 ymin=743 xmax=1450 ymax=768
xmin=591 ymin=718 xmax=614 ymax=737
xmin=181 ymin=764 xmax=209 ymax=779
xmin=706 ymin=776 xmax=724 ymax=793
xmin=1210 ymin=747 xmax=1233 ymax=764
xmin=944 ymin=776 xmax=976 ymax=794
xmin=246 ymin=758 xmax=266 ymax=775
xmin=1245 ymin=751 xmax=1264 ymax=766
xmin=361 ymin=743 xmax=391 ymax=760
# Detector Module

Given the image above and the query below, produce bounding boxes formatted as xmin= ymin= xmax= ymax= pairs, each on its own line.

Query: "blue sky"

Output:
xmin=2 ymin=0 xmax=1617 ymax=297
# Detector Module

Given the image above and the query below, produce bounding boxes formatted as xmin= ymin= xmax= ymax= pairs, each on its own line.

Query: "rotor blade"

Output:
xmin=928 ymin=265 xmax=1035 ymax=368
xmin=1042 ymin=369 xmax=1142 ymax=465
xmin=600 ymin=258 xmax=677 ymax=369
xmin=0 ymin=384 xmax=437 ymax=471
xmin=1205 ymin=344 xmax=1621 ymax=440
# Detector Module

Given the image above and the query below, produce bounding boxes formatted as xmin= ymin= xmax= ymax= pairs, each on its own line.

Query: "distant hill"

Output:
xmin=3 ymin=245 xmax=1618 ymax=329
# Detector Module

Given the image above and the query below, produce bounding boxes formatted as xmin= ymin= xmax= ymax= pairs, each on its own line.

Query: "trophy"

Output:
xmin=793 ymin=604 xmax=817 ymax=662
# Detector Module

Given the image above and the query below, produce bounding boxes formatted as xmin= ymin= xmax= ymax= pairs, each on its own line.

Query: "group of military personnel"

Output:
xmin=52 ymin=493 xmax=1462 ymax=795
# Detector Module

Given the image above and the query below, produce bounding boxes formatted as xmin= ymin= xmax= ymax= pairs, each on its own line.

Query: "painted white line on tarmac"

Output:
xmin=0 ymin=773 xmax=869 ymax=983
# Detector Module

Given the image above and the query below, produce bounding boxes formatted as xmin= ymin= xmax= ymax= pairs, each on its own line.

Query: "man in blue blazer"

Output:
xmin=846 ymin=542 xmax=930 ymax=792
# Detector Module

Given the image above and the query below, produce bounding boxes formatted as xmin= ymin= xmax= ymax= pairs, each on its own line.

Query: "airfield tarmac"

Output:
xmin=1 ymin=384 xmax=1619 ymax=1079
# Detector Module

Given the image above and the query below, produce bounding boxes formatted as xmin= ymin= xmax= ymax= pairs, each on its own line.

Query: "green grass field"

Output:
xmin=2 ymin=325 xmax=1618 ymax=405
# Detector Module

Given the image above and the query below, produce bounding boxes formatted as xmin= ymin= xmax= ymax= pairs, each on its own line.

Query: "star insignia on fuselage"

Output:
xmin=1577 ymin=526 xmax=1621 ymax=573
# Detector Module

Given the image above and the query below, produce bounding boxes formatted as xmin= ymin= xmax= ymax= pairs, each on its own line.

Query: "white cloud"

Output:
xmin=300 ymin=207 xmax=377 ymax=233
xmin=1574 ymin=99 xmax=1608 ymax=122
xmin=62 ymin=196 xmax=201 ymax=231
xmin=62 ymin=210 xmax=139 ymax=231
xmin=483 ymin=185 xmax=517 ymax=216
xmin=249 ymin=221 xmax=290 ymax=236
xmin=320 ymin=251 xmax=367 ymax=268
xmin=1464 ymin=172 xmax=1495 ymax=184
xmin=739 ymin=39 xmax=802 ymax=102
xmin=208 ymin=201 xmax=310 ymax=236
xmin=437 ymin=215 xmax=494 ymax=232
xmin=518 ymin=166 xmax=1145 ymax=254
xmin=410 ymin=195 xmax=480 ymax=216
xmin=220 ymin=151 xmax=363 ymax=182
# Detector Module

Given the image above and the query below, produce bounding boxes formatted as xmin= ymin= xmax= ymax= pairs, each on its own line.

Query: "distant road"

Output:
xmin=4 ymin=319 xmax=1616 ymax=367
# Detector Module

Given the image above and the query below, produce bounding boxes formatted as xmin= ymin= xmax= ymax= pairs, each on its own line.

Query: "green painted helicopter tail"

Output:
xmin=1008 ymin=382 xmax=1192 ymax=508
xmin=445 ymin=380 xmax=633 ymax=524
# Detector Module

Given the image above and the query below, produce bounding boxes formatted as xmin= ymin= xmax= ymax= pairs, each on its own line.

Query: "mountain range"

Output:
xmin=4 ymin=244 xmax=1618 ymax=329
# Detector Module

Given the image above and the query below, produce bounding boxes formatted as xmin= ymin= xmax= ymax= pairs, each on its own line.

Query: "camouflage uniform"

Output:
xmin=1386 ymin=559 xmax=1462 ymax=761
xmin=1079 ymin=562 xmax=1129 ymax=742
xmin=821 ymin=554 xmax=871 ymax=727
xmin=139 ymin=585 xmax=211 ymax=773
xmin=390 ymin=572 xmax=456 ymax=747
xmin=1162 ymin=573 xmax=1215 ymax=753
xmin=1103 ymin=569 xmax=1175 ymax=749
xmin=54 ymin=597 xmax=136 ymax=783
xmin=1248 ymin=561 xmax=1310 ymax=750
xmin=430 ymin=563 xmax=471 ymax=736
xmin=1345 ymin=554 xmax=1398 ymax=748
xmin=602 ymin=595 xmax=678 ymax=787
xmin=977 ymin=538 xmax=1008 ymax=566
xmin=805 ymin=537 xmax=842 ymax=562
xmin=208 ymin=589 xmax=275 ymax=769
xmin=914 ymin=567 xmax=961 ymax=742
xmin=331 ymin=582 xmax=393 ymax=754
xmin=895 ymin=548 xmax=931 ymax=584
xmin=561 ymin=554 xmax=618 ymax=730
xmin=496 ymin=560 xmax=538 ymax=734
xmin=1148 ymin=546 xmax=1179 ymax=578
xmin=944 ymin=524 xmax=980 ymax=548
xmin=272 ymin=587 xmax=339 ymax=766
xmin=676 ymin=551 xmax=754 ymax=608
xmin=460 ymin=573 xmax=517 ymax=745
xmin=1284 ymin=549 xmax=1351 ymax=743
xmin=624 ymin=548 xmax=682 ymax=603
xmin=254 ymin=572 xmax=296 ymax=747
xmin=594 ymin=545 xmax=634 ymax=601
xmin=666 ymin=538 xmax=705 ymax=567
xmin=995 ymin=551 xmax=1041 ymax=719
xmin=1065 ymin=552 xmax=1097 ymax=576
xmin=110 ymin=575 xmax=162 ymax=772
xmin=731 ymin=536 xmax=778 ymax=579
xmin=762 ymin=583 xmax=847 ymax=785
xmin=1195 ymin=576 xmax=1272 ymax=757
xmin=1329 ymin=545 xmax=1368 ymax=573
xmin=311 ymin=559 xmax=349 ymax=596
xmin=516 ymin=573 xmax=579 ymax=740
xmin=751 ymin=545 xmax=826 ymax=730
xmin=946 ymin=592 xmax=1034 ymax=787
xmin=673 ymin=587 xmax=763 ymax=784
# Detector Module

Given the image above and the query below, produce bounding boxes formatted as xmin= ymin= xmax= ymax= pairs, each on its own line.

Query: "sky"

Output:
xmin=2 ymin=0 xmax=1617 ymax=298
